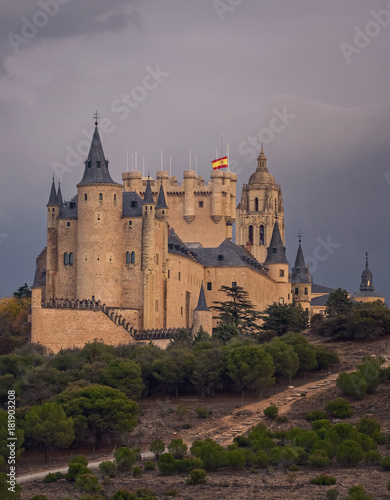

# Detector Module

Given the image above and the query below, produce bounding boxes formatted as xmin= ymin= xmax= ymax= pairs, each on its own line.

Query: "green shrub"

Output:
xmin=255 ymin=449 xmax=270 ymax=468
xmin=168 ymin=438 xmax=188 ymax=459
xmin=190 ymin=439 xmax=224 ymax=471
xmin=164 ymin=490 xmax=179 ymax=497
xmin=326 ymin=398 xmax=353 ymax=418
xmin=345 ymin=485 xmax=374 ymax=500
xmin=99 ymin=461 xmax=116 ymax=478
xmin=43 ymin=473 xmax=58 ymax=483
xmin=277 ymin=415 xmax=288 ymax=423
xmin=69 ymin=454 xmax=88 ymax=466
xmin=381 ymin=456 xmax=390 ymax=470
xmin=306 ymin=410 xmax=328 ymax=421
xmin=158 ymin=453 xmax=176 ymax=475
xmin=132 ymin=466 xmax=142 ymax=478
xmin=144 ymin=460 xmax=156 ymax=471
xmin=75 ymin=473 xmax=101 ymax=493
xmin=311 ymin=439 xmax=336 ymax=460
xmin=149 ymin=438 xmax=165 ymax=458
xmin=315 ymin=345 xmax=340 ymax=369
xmin=326 ymin=489 xmax=339 ymax=500
xmin=114 ymin=447 xmax=136 ymax=471
xmin=110 ymin=490 xmax=137 ymax=500
xmin=195 ymin=407 xmax=210 ymax=419
xmin=186 ymin=468 xmax=207 ymax=485
xmin=270 ymin=446 xmax=305 ymax=467
xmin=365 ymin=449 xmax=382 ymax=464
xmin=176 ymin=457 xmax=204 ymax=473
xmin=311 ymin=419 xmax=331 ymax=432
xmin=181 ymin=424 xmax=192 ymax=429
xmin=66 ymin=463 xmax=91 ymax=482
xmin=337 ymin=440 xmax=364 ymax=465
xmin=309 ymin=449 xmax=330 ymax=468
xmin=387 ymin=481 xmax=390 ymax=492
xmin=356 ymin=416 xmax=381 ymax=437
xmin=336 ymin=372 xmax=367 ymax=400
xmin=263 ymin=405 xmax=278 ymax=419
xmin=310 ymin=474 xmax=337 ymax=485
xmin=222 ymin=449 xmax=245 ymax=470
xmin=136 ymin=488 xmax=158 ymax=499
xmin=233 ymin=435 xmax=250 ymax=447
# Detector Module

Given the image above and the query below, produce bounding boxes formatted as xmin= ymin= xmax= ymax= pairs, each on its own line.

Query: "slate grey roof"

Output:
xmin=352 ymin=290 xmax=383 ymax=299
xmin=264 ymin=221 xmax=289 ymax=265
xmin=291 ymin=243 xmax=311 ymax=284
xmin=32 ymin=265 xmax=41 ymax=289
xmin=168 ymin=228 xmax=193 ymax=257
xmin=59 ymin=195 xmax=78 ymax=219
xmin=194 ymin=283 xmax=210 ymax=311
xmin=155 ymin=183 xmax=168 ymax=209
xmin=78 ymin=125 xmax=120 ymax=186
xmin=143 ymin=178 xmax=155 ymax=204
xmin=56 ymin=183 xmax=63 ymax=206
xmin=123 ymin=192 xmax=143 ymax=217
xmin=47 ymin=178 xmax=60 ymax=206
xmin=311 ymin=284 xmax=336 ymax=294
xmin=311 ymin=294 xmax=330 ymax=307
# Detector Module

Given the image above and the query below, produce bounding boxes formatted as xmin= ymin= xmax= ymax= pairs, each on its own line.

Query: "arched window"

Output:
xmin=248 ymin=225 xmax=254 ymax=245
xmin=255 ymin=198 xmax=259 ymax=211
xmin=84 ymin=193 xmax=87 ymax=201
xmin=69 ymin=252 xmax=74 ymax=265
xmin=260 ymin=225 xmax=265 ymax=245
xmin=67 ymin=222 xmax=71 ymax=227
xmin=64 ymin=253 xmax=69 ymax=265
xmin=126 ymin=251 xmax=130 ymax=264
xmin=114 ymin=194 xmax=117 ymax=202
xmin=99 ymin=193 xmax=103 ymax=201
xmin=275 ymin=198 xmax=277 ymax=213
xmin=131 ymin=251 xmax=135 ymax=264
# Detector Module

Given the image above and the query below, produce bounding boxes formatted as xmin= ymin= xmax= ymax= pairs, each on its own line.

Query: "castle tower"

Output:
xmin=236 ymin=145 xmax=285 ymax=263
xmin=76 ymin=117 xmax=123 ymax=306
xmin=291 ymin=235 xmax=312 ymax=314
xmin=183 ymin=170 xmax=196 ymax=223
xmin=45 ymin=177 xmax=61 ymax=299
xmin=352 ymin=253 xmax=385 ymax=303
xmin=155 ymin=182 xmax=169 ymax=327
xmin=264 ymin=220 xmax=289 ymax=283
xmin=141 ymin=178 xmax=156 ymax=329
xmin=192 ymin=283 xmax=213 ymax=336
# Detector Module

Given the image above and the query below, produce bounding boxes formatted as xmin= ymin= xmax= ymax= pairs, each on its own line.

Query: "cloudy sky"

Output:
xmin=0 ymin=0 xmax=389 ymax=301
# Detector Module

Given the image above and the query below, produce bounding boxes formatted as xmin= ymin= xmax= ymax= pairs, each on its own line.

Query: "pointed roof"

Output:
xmin=32 ymin=264 xmax=41 ymax=289
xmin=77 ymin=122 xmax=119 ymax=186
xmin=264 ymin=221 xmax=289 ymax=265
xmin=56 ymin=182 xmax=63 ymax=206
xmin=194 ymin=283 xmax=210 ymax=311
xmin=142 ymin=178 xmax=155 ymax=204
xmin=291 ymin=238 xmax=311 ymax=284
xmin=248 ymin=145 xmax=275 ymax=186
xmin=360 ymin=252 xmax=374 ymax=291
xmin=47 ymin=177 xmax=60 ymax=206
xmin=155 ymin=182 xmax=168 ymax=209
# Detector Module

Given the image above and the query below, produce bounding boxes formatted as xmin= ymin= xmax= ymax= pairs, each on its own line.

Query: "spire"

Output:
xmin=56 ymin=182 xmax=63 ymax=207
xmin=257 ymin=144 xmax=268 ymax=171
xmin=77 ymin=115 xmax=118 ymax=186
xmin=291 ymin=234 xmax=311 ymax=284
xmin=143 ymin=177 xmax=155 ymax=205
xmin=360 ymin=252 xmax=374 ymax=291
xmin=155 ymin=182 xmax=168 ymax=209
xmin=47 ymin=176 xmax=60 ymax=206
xmin=194 ymin=283 xmax=210 ymax=311
xmin=264 ymin=221 xmax=288 ymax=265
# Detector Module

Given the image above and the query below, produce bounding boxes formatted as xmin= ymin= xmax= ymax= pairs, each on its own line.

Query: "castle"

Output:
xmin=31 ymin=118 xmax=384 ymax=352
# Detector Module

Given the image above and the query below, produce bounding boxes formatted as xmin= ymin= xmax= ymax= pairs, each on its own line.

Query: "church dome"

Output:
xmin=248 ymin=146 xmax=276 ymax=186
xmin=360 ymin=253 xmax=374 ymax=291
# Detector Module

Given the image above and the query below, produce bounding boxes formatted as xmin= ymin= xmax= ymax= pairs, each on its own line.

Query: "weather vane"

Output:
xmin=93 ymin=110 xmax=99 ymax=125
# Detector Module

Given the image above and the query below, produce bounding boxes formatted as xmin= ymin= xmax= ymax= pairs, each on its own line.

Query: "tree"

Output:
xmin=191 ymin=344 xmax=227 ymax=396
xmin=211 ymin=285 xmax=262 ymax=336
xmin=168 ymin=438 xmax=188 ymax=459
xmin=150 ymin=438 xmax=165 ymax=459
xmin=212 ymin=323 xmax=240 ymax=344
xmin=13 ymin=284 xmax=32 ymax=299
xmin=101 ymin=358 xmax=144 ymax=400
xmin=57 ymin=384 xmax=138 ymax=449
xmin=325 ymin=288 xmax=353 ymax=317
xmin=23 ymin=403 xmax=74 ymax=461
xmin=260 ymin=302 xmax=308 ymax=335
xmin=264 ymin=338 xmax=299 ymax=383
xmin=280 ymin=333 xmax=317 ymax=374
xmin=151 ymin=344 xmax=194 ymax=397
xmin=226 ymin=344 xmax=275 ymax=400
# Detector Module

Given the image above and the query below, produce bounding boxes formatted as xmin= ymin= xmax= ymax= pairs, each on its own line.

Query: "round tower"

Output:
xmin=183 ymin=170 xmax=196 ymax=223
xmin=264 ymin=220 xmax=289 ymax=284
xmin=211 ymin=170 xmax=224 ymax=223
xmin=141 ymin=178 xmax=156 ymax=329
xmin=76 ymin=119 xmax=123 ymax=306
xmin=192 ymin=283 xmax=213 ymax=337
xmin=291 ymin=235 xmax=312 ymax=314
xmin=46 ymin=177 xmax=61 ymax=299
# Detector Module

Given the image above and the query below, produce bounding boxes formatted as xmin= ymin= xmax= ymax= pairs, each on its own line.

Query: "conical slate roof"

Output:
xmin=78 ymin=124 xmax=118 ymax=186
xmin=291 ymin=241 xmax=311 ymax=284
xmin=194 ymin=283 xmax=210 ymax=311
xmin=56 ymin=182 xmax=63 ymax=206
xmin=47 ymin=177 xmax=60 ymax=206
xmin=264 ymin=221 xmax=288 ymax=265
xmin=32 ymin=264 xmax=40 ymax=289
xmin=360 ymin=253 xmax=374 ymax=291
xmin=143 ymin=178 xmax=155 ymax=204
xmin=155 ymin=183 xmax=168 ymax=209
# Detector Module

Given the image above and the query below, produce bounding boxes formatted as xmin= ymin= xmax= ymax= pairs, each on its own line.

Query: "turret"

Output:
xmin=46 ymin=177 xmax=61 ymax=298
xmin=211 ymin=170 xmax=224 ymax=223
xmin=183 ymin=170 xmax=196 ymax=223
xmin=155 ymin=182 xmax=168 ymax=220
xmin=192 ymin=283 xmax=213 ymax=336
xmin=264 ymin=220 xmax=289 ymax=283
xmin=142 ymin=178 xmax=156 ymax=329
xmin=291 ymin=235 xmax=312 ymax=314
xmin=76 ymin=115 xmax=123 ymax=306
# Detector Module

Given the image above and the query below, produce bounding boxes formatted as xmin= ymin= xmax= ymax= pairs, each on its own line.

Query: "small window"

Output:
xmin=48 ymin=208 xmax=50 ymax=213
xmin=199 ymin=201 xmax=204 ymax=208
xmin=218 ymin=254 xmax=224 ymax=261
xmin=156 ymin=254 xmax=159 ymax=265
xmin=67 ymin=222 xmax=71 ymax=227
xmin=296 ymin=268 xmax=300 ymax=274
xmin=145 ymin=206 xmax=148 ymax=211
xmin=128 ymin=220 xmax=132 ymax=226
xmin=84 ymin=193 xmax=87 ymax=201
xmin=97 ymin=161 xmax=101 ymax=168
xmin=248 ymin=225 xmax=253 ymax=245
xmin=131 ymin=251 xmax=135 ymax=264
xmin=260 ymin=225 xmax=265 ymax=245
xmin=207 ymin=282 xmax=212 ymax=291
xmin=131 ymin=201 xmax=137 ymax=208
xmin=168 ymin=269 xmax=170 ymax=279
xmin=306 ymin=308 xmax=309 ymax=314
xmin=181 ymin=306 xmax=183 ymax=316
xmin=64 ymin=253 xmax=69 ymax=265
xmin=97 ymin=214 xmax=100 ymax=220
xmin=304 ymin=287 xmax=308 ymax=295
xmin=232 ymin=281 xmax=237 ymax=288
xmin=255 ymin=197 xmax=259 ymax=211
xmin=279 ymin=297 xmax=284 ymax=304
xmin=99 ymin=193 xmax=103 ymax=201
xmin=272 ymin=248 xmax=277 ymax=254
xmin=69 ymin=252 xmax=74 ymax=265
xmin=162 ymin=210 xmax=165 ymax=215
xmin=279 ymin=269 xmax=284 ymax=277
xmin=70 ymin=202 xmax=75 ymax=209
xmin=114 ymin=194 xmax=117 ymax=202
xmin=126 ymin=251 xmax=130 ymax=264
xmin=295 ymin=287 xmax=299 ymax=295
xmin=178 ymin=272 xmax=181 ymax=281
xmin=155 ymin=300 xmax=159 ymax=312
xmin=52 ymin=208 xmax=55 ymax=212
xmin=87 ymin=161 xmax=91 ymax=168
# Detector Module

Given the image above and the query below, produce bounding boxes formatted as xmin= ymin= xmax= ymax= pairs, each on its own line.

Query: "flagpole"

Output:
xmin=142 ymin=155 xmax=145 ymax=178
xmin=221 ymin=134 xmax=223 ymax=161
xmin=189 ymin=149 xmax=192 ymax=171
xmin=131 ymin=154 xmax=134 ymax=172
xmin=135 ymin=149 xmax=137 ymax=171
xmin=161 ymin=150 xmax=163 ymax=171
xmin=169 ymin=154 xmax=172 ymax=177
xmin=126 ymin=151 xmax=129 ymax=172
xmin=227 ymin=142 xmax=230 ymax=172
xmin=195 ymin=154 xmax=198 ymax=176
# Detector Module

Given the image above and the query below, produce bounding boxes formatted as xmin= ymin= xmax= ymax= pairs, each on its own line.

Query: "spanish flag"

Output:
xmin=212 ymin=156 xmax=228 ymax=170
